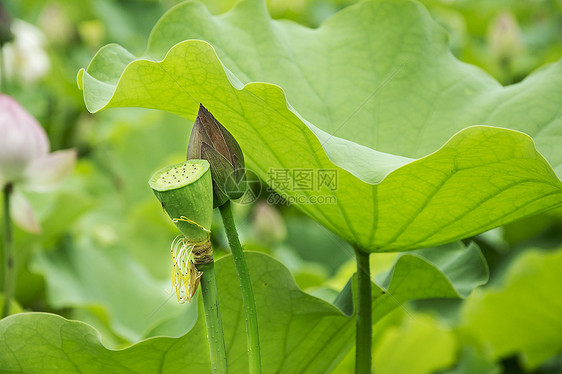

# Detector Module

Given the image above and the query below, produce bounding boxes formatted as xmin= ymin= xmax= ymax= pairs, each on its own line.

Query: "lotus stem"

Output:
xmin=354 ymin=246 xmax=372 ymax=374
xmin=0 ymin=49 xmax=6 ymax=93
xmin=219 ymin=201 xmax=261 ymax=374
xmin=198 ymin=260 xmax=228 ymax=374
xmin=2 ymin=183 xmax=14 ymax=318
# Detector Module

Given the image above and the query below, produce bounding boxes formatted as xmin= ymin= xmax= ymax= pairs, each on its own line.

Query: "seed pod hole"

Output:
xmin=152 ymin=161 xmax=207 ymax=190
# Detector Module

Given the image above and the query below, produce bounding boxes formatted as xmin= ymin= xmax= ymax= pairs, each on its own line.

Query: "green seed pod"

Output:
xmin=187 ymin=104 xmax=247 ymax=208
xmin=149 ymin=160 xmax=213 ymax=245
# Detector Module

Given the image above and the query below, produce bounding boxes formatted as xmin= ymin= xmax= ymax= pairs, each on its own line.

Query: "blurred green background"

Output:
xmin=0 ymin=0 xmax=561 ymax=373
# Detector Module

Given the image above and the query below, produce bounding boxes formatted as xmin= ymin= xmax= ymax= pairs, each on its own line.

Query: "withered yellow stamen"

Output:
xmin=173 ymin=215 xmax=211 ymax=233
xmin=170 ymin=235 xmax=203 ymax=303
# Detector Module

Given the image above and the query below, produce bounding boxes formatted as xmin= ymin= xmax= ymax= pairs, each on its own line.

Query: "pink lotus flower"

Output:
xmin=0 ymin=94 xmax=76 ymax=233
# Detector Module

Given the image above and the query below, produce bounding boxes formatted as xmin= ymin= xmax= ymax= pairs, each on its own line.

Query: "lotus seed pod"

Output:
xmin=187 ymin=104 xmax=247 ymax=208
xmin=149 ymin=159 xmax=213 ymax=244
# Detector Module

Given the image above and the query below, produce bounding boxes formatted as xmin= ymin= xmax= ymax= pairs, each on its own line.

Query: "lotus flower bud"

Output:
xmin=488 ymin=11 xmax=523 ymax=63
xmin=187 ymin=104 xmax=246 ymax=208
xmin=252 ymin=201 xmax=287 ymax=244
xmin=0 ymin=94 xmax=50 ymax=186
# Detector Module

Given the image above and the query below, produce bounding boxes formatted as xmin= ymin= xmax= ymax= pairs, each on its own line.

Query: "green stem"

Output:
xmin=0 ymin=48 xmax=7 ymax=94
xmin=219 ymin=201 xmax=261 ymax=374
xmin=198 ymin=261 xmax=228 ymax=374
xmin=2 ymin=183 xmax=14 ymax=318
xmin=354 ymin=247 xmax=372 ymax=374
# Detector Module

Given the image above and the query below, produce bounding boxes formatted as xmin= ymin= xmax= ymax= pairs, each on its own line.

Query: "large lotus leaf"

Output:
xmin=0 ymin=243 xmax=486 ymax=373
xmin=78 ymin=0 xmax=562 ymax=252
xmin=372 ymin=241 xmax=487 ymax=320
xmin=30 ymin=237 xmax=195 ymax=344
xmin=372 ymin=314 xmax=457 ymax=374
xmin=459 ymin=248 xmax=562 ymax=369
xmin=441 ymin=347 xmax=500 ymax=374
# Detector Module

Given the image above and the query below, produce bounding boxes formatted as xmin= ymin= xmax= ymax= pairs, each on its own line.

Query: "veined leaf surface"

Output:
xmin=78 ymin=0 xmax=562 ymax=251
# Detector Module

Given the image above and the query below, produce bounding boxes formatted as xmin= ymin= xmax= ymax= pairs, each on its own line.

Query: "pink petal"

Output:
xmin=10 ymin=189 xmax=41 ymax=234
xmin=0 ymin=94 xmax=49 ymax=183
xmin=22 ymin=149 xmax=76 ymax=191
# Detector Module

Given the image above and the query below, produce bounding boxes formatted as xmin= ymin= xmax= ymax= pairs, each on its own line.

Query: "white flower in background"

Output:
xmin=38 ymin=4 xmax=74 ymax=46
xmin=1 ymin=19 xmax=50 ymax=84
xmin=0 ymin=94 xmax=76 ymax=233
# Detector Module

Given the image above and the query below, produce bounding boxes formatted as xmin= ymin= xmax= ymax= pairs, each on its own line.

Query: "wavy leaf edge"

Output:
xmin=77 ymin=39 xmax=561 ymax=188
